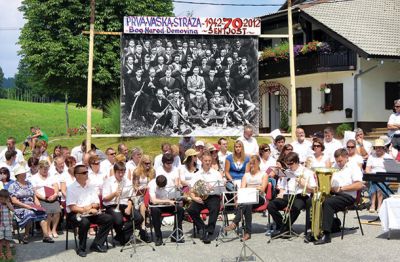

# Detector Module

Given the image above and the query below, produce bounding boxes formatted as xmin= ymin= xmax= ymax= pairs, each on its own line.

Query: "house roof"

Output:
xmin=262 ymin=0 xmax=400 ymax=58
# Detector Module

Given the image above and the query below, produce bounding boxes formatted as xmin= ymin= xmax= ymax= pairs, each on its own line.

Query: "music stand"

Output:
xmin=120 ymin=188 xmax=155 ymax=256
xmin=215 ymin=188 xmax=239 ymax=247
xmin=151 ymin=186 xmax=195 ymax=247
xmin=234 ymin=189 xmax=265 ymax=262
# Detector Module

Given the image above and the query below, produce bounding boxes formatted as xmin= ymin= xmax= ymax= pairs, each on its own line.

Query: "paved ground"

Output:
xmin=14 ymin=209 xmax=400 ymax=262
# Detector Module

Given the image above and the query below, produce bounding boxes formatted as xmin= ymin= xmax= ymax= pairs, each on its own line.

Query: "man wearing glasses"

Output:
xmin=268 ymin=152 xmax=316 ymax=238
xmin=100 ymin=148 xmax=116 ymax=177
xmin=66 ymin=165 xmax=113 ymax=257
xmin=387 ymin=99 xmax=400 ymax=150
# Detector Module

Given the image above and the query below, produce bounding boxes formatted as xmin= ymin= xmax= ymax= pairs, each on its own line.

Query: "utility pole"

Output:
xmin=287 ymin=0 xmax=297 ymax=139
xmin=86 ymin=0 xmax=95 ymax=152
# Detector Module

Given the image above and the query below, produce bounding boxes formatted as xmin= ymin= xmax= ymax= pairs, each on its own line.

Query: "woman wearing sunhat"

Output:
xmin=8 ymin=165 xmax=54 ymax=244
xmin=179 ymin=149 xmax=199 ymax=187
xmin=365 ymin=139 xmax=392 ymax=213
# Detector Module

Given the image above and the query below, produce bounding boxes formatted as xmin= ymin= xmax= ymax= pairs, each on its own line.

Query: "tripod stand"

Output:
xmin=234 ymin=206 xmax=265 ymax=262
xmin=120 ymin=195 xmax=155 ymax=256
xmin=216 ymin=191 xmax=239 ymax=247
xmin=163 ymin=200 xmax=195 ymax=247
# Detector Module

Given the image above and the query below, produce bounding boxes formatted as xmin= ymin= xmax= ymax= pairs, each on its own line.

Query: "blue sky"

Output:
xmin=0 ymin=0 xmax=284 ymax=78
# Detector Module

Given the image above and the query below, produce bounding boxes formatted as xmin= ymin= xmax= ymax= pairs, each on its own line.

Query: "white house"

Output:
xmin=258 ymin=0 xmax=400 ymax=135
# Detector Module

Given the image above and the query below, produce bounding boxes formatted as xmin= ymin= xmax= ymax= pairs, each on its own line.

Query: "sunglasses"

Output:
xmin=263 ymin=148 xmax=270 ymax=152
xmin=286 ymin=148 xmax=293 ymax=151
xmin=285 ymin=162 xmax=295 ymax=166
xmin=374 ymin=146 xmax=385 ymax=150
xmin=313 ymin=144 xmax=322 ymax=148
xmin=92 ymin=162 xmax=100 ymax=165
xmin=76 ymin=171 xmax=88 ymax=175
xmin=395 ymin=106 xmax=400 ymax=108
xmin=144 ymin=162 xmax=151 ymax=165
xmin=347 ymin=146 xmax=355 ymax=149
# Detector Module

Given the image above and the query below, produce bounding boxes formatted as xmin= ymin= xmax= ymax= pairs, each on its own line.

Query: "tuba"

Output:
xmin=310 ymin=167 xmax=337 ymax=240
xmin=191 ymin=180 xmax=211 ymax=200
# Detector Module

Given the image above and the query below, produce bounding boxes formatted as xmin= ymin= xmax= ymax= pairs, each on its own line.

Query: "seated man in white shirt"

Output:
xmin=102 ymin=162 xmax=150 ymax=245
xmin=0 ymin=137 xmax=24 ymax=164
xmin=148 ymin=174 xmax=184 ymax=246
xmin=187 ymin=152 xmax=224 ymax=244
xmin=268 ymin=152 xmax=316 ymax=238
xmin=66 ymin=165 xmax=113 ymax=257
xmin=291 ymin=127 xmax=312 ymax=164
xmin=237 ymin=125 xmax=259 ymax=156
xmin=314 ymin=148 xmax=363 ymax=245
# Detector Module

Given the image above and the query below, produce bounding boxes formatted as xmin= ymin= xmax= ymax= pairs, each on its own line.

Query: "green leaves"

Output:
xmin=18 ymin=0 xmax=173 ymax=106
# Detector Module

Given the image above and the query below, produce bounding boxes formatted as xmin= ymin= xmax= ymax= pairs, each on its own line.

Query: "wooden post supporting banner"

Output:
xmin=86 ymin=0 xmax=95 ymax=152
xmin=287 ymin=0 xmax=297 ymax=139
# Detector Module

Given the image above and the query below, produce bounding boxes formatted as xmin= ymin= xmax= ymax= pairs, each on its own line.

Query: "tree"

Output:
xmin=18 ymin=0 xmax=174 ymax=106
xmin=0 ymin=66 xmax=4 ymax=87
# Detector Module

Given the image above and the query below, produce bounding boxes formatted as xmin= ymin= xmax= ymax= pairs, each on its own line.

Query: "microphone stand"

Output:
xmin=120 ymin=189 xmax=155 ymax=256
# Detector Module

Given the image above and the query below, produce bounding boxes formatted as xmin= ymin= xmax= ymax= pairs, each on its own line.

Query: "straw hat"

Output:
xmin=183 ymin=148 xmax=199 ymax=163
xmin=379 ymin=135 xmax=391 ymax=146
xmin=14 ymin=165 xmax=28 ymax=176
xmin=373 ymin=139 xmax=385 ymax=147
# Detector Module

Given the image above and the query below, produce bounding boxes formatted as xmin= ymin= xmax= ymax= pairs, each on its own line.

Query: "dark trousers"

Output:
xmin=150 ymin=205 xmax=184 ymax=239
xmin=233 ymin=197 xmax=265 ymax=234
xmin=105 ymin=204 xmax=143 ymax=244
xmin=68 ymin=212 xmax=113 ymax=252
xmin=267 ymin=194 xmax=309 ymax=230
xmin=322 ymin=193 xmax=355 ymax=233
xmin=187 ymin=195 xmax=220 ymax=234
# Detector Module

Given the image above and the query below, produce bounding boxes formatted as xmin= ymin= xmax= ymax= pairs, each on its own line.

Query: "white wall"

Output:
xmin=268 ymin=71 xmax=355 ymax=126
xmin=358 ymin=59 xmax=400 ymax=122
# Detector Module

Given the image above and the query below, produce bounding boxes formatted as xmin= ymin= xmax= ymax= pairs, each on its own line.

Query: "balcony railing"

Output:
xmin=259 ymin=50 xmax=357 ymax=80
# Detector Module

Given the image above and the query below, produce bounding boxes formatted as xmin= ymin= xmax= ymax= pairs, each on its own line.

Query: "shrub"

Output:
xmin=336 ymin=123 xmax=352 ymax=138
xmin=100 ymin=97 xmax=120 ymax=134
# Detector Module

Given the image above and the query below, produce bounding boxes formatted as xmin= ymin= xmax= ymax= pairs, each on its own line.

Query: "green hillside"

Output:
xmin=0 ymin=99 xmax=106 ymax=143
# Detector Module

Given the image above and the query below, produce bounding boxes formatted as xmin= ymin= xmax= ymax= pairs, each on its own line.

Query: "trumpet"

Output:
xmin=114 ymin=179 xmax=125 ymax=213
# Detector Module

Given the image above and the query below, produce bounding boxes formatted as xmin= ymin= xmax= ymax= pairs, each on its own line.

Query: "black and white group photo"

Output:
xmin=120 ymin=34 xmax=259 ymax=136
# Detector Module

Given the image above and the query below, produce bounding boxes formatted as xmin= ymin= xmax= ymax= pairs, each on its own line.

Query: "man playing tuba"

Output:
xmin=268 ymin=152 xmax=316 ymax=238
xmin=314 ymin=148 xmax=363 ymax=245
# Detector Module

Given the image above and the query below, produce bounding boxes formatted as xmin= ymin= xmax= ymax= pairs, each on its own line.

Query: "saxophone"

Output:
xmin=310 ymin=168 xmax=337 ymax=239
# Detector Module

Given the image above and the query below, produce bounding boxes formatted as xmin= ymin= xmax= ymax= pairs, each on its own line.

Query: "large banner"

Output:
xmin=121 ymin=16 xmax=260 ymax=136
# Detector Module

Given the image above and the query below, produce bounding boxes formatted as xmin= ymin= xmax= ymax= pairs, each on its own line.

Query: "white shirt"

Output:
xmin=218 ymin=151 xmax=232 ymax=172
xmin=190 ymin=168 xmax=224 ymax=194
xmin=102 ymin=176 xmax=133 ymax=206
xmin=154 ymin=154 xmax=181 ymax=169
xmin=71 ymin=146 xmax=84 ymax=163
xmin=66 ymin=181 xmax=99 ymax=213
xmin=242 ymin=171 xmax=264 ymax=187
xmin=348 ymin=154 xmax=364 ymax=167
xmin=99 ymin=159 xmax=113 ymax=177
xmin=148 ymin=178 xmax=176 ymax=201
xmin=88 ymin=169 xmax=106 ymax=195
xmin=356 ymin=140 xmax=372 ymax=156
xmin=126 ymin=160 xmax=138 ymax=175
xmin=179 ymin=165 xmax=197 ymax=183
xmin=269 ymin=144 xmax=280 ymax=160
xmin=307 ymin=154 xmax=331 ymax=169
xmin=388 ymin=113 xmax=400 ymax=136
xmin=366 ymin=153 xmax=392 ymax=173
xmin=323 ymin=138 xmax=343 ymax=160
xmin=278 ymin=165 xmax=316 ymax=196
xmin=0 ymin=148 xmax=24 ymax=164
xmin=155 ymin=166 xmax=179 ymax=183
xmin=30 ymin=174 xmax=58 ymax=197
xmin=259 ymin=156 xmax=277 ymax=174
xmin=331 ymin=162 xmax=363 ymax=199
xmin=237 ymin=136 xmax=259 ymax=156
xmin=49 ymin=167 xmax=68 ymax=187
xmin=291 ymin=139 xmax=313 ymax=163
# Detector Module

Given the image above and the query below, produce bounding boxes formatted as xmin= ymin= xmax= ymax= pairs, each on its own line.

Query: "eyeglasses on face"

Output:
xmin=144 ymin=162 xmax=152 ymax=165
xmin=285 ymin=162 xmax=295 ymax=166
xmin=313 ymin=144 xmax=322 ymax=148
xmin=347 ymin=146 xmax=355 ymax=149
xmin=92 ymin=162 xmax=100 ymax=165
xmin=108 ymin=153 xmax=116 ymax=156
xmin=76 ymin=171 xmax=88 ymax=175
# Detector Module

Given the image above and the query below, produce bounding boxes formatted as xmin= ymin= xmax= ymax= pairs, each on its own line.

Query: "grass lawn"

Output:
xmin=0 ymin=99 xmax=106 ymax=144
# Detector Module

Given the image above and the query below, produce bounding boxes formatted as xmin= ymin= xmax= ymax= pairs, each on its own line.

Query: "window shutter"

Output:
xmin=329 ymin=84 xmax=343 ymax=110
xmin=296 ymin=87 xmax=312 ymax=114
